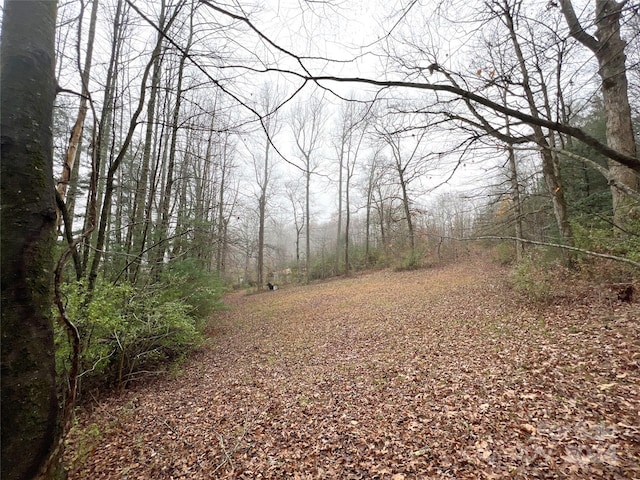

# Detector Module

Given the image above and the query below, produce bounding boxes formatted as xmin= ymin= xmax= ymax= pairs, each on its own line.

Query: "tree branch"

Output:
xmin=458 ymin=234 xmax=640 ymax=268
xmin=558 ymin=0 xmax=600 ymax=52
xmin=301 ymin=74 xmax=640 ymax=172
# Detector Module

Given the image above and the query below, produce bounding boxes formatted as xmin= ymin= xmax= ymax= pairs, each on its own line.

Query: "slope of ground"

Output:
xmin=65 ymin=260 xmax=639 ymax=479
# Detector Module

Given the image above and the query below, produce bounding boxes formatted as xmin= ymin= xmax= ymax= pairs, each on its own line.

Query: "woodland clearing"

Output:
xmin=65 ymin=259 xmax=640 ymax=479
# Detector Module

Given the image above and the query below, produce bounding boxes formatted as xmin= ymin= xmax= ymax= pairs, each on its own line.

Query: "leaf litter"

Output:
xmin=65 ymin=260 xmax=640 ymax=479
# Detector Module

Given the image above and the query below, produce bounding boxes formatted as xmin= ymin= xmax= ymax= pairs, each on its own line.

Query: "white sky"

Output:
xmin=49 ymin=0 xmax=623 ymax=236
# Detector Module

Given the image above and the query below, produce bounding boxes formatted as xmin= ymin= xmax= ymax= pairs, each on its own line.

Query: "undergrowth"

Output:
xmin=55 ymin=260 xmax=224 ymax=394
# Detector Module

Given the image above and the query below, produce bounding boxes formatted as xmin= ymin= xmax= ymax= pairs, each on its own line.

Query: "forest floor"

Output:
xmin=65 ymin=258 xmax=640 ymax=479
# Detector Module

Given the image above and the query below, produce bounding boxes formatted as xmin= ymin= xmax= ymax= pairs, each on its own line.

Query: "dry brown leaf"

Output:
xmin=63 ymin=261 xmax=640 ymax=480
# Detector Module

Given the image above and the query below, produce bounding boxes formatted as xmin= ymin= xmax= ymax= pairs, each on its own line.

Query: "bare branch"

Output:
xmin=454 ymin=234 xmax=640 ymax=268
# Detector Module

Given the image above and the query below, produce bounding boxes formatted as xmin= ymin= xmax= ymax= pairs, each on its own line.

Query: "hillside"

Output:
xmin=65 ymin=260 xmax=639 ymax=479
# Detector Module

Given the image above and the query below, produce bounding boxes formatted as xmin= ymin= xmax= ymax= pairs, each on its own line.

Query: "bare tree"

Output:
xmin=336 ymin=100 xmax=371 ymax=274
xmin=56 ymin=0 xmax=98 ymax=225
xmin=375 ymin=111 xmax=430 ymax=254
xmin=285 ymin=179 xmax=306 ymax=278
xmin=215 ymin=128 xmax=239 ymax=276
xmin=129 ymin=0 xmax=168 ymax=283
xmin=153 ymin=2 xmax=195 ymax=279
xmin=251 ymin=83 xmax=283 ymax=289
xmin=87 ymin=1 xmax=184 ymax=293
xmin=495 ymin=0 xmax=574 ymax=252
xmin=361 ymin=148 xmax=384 ymax=266
xmin=290 ymin=93 xmax=326 ymax=284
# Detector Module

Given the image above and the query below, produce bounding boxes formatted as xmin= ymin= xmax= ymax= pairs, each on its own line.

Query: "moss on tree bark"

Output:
xmin=1 ymin=2 xmax=60 ymax=479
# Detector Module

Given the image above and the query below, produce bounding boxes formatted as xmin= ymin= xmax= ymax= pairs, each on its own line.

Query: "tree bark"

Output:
xmin=500 ymin=0 xmax=574 ymax=252
xmin=1 ymin=2 xmax=60 ymax=479
xmin=364 ymin=158 xmax=377 ymax=267
xmin=559 ymin=0 xmax=639 ymax=229
xmin=257 ymin=141 xmax=270 ymax=288
xmin=154 ymin=18 xmax=193 ymax=279
xmin=82 ymin=0 xmax=123 ymax=276
xmin=57 ymin=0 xmax=98 ymax=219
xmin=305 ymin=167 xmax=311 ymax=283
xmin=130 ymin=1 xmax=166 ymax=283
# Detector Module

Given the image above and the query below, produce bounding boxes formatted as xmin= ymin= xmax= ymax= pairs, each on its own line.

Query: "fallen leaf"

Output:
xmin=520 ymin=424 xmax=537 ymax=435
xmin=597 ymin=382 xmax=617 ymax=391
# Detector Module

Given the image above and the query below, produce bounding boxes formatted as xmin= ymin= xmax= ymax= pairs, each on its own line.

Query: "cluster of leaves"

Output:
xmin=571 ymin=218 xmax=640 ymax=264
xmin=511 ymin=252 xmax=565 ymax=304
xmin=56 ymin=260 xmax=224 ymax=391
xmin=65 ymin=260 xmax=639 ymax=478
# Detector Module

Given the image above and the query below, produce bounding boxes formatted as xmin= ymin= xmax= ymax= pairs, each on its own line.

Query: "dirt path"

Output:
xmin=66 ymin=260 xmax=640 ymax=479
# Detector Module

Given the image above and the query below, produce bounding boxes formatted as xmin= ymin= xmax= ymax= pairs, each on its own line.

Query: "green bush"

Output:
xmin=394 ymin=248 xmax=424 ymax=271
xmin=512 ymin=254 xmax=554 ymax=304
xmin=572 ymin=218 xmax=640 ymax=264
xmin=157 ymin=258 xmax=225 ymax=323
xmin=56 ymin=261 xmax=224 ymax=391
xmin=55 ymin=280 xmax=133 ymax=382
xmin=493 ymin=242 xmax=516 ymax=265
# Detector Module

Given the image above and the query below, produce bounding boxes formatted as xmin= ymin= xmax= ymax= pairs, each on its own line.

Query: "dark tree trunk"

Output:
xmin=130 ymin=2 xmax=166 ymax=283
xmin=336 ymin=145 xmax=344 ymax=275
xmin=257 ymin=122 xmax=272 ymax=289
xmin=1 ymin=2 xmax=60 ymax=479
xmin=154 ymin=22 xmax=192 ymax=280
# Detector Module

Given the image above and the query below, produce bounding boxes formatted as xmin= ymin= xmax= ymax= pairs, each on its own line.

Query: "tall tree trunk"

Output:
xmin=87 ymin=11 xmax=175 ymax=293
xmin=336 ymin=144 xmax=344 ymax=275
xmin=1 ymin=2 xmax=59 ymax=479
xmin=502 ymin=91 xmax=525 ymax=261
xmin=291 ymin=96 xmax=324 ymax=283
xmin=130 ymin=1 xmax=166 ymax=283
xmin=502 ymin=1 xmax=573 ymax=253
xmin=256 ymin=84 xmax=279 ymax=289
xmin=365 ymin=162 xmax=376 ymax=267
xmin=398 ymin=168 xmax=415 ymax=252
xmin=305 ymin=166 xmax=311 ymax=284
xmin=507 ymin=143 xmax=524 ymax=261
xmin=345 ymin=172 xmax=351 ymax=274
xmin=343 ymin=111 xmax=367 ymax=274
xmin=215 ymin=133 xmax=235 ymax=274
xmin=82 ymin=0 xmax=123 ymax=275
xmin=257 ymin=144 xmax=269 ymax=288
xmin=216 ymin=163 xmax=227 ymax=273
xmin=375 ymin=186 xmax=388 ymax=257
xmin=560 ymin=0 xmax=639 ymax=230
xmin=197 ymin=114 xmax=216 ymax=268
xmin=257 ymin=190 xmax=266 ymax=287
xmin=57 ymin=0 xmax=98 ymax=223
xmin=155 ymin=30 xmax=192 ymax=279
xmin=172 ymin=149 xmax=190 ymax=258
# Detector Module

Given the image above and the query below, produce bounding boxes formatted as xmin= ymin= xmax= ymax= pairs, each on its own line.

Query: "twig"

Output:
xmin=211 ymin=411 xmax=252 ymax=474
xmin=160 ymin=418 xmax=195 ymax=448
xmin=428 ymin=233 xmax=640 ymax=269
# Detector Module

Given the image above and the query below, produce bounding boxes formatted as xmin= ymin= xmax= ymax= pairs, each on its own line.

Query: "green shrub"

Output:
xmin=394 ymin=248 xmax=424 ymax=271
xmin=494 ymin=242 xmax=516 ymax=265
xmin=512 ymin=254 xmax=554 ymax=304
xmin=157 ymin=258 xmax=225 ymax=323
xmin=572 ymin=218 xmax=640 ymax=264
xmin=56 ymin=261 xmax=224 ymax=391
xmin=55 ymin=280 xmax=133 ymax=382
